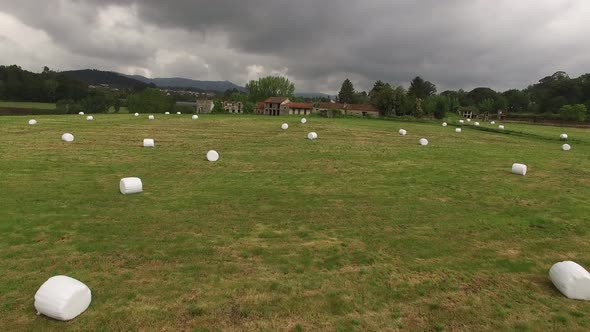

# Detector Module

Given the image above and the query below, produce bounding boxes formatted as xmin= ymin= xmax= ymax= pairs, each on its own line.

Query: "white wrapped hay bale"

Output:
xmin=511 ymin=163 xmax=527 ymax=176
xmin=301 ymin=118 xmax=307 ymax=124
xmin=560 ymin=134 xmax=568 ymax=140
xmin=398 ymin=129 xmax=407 ymax=136
xmin=61 ymin=133 xmax=74 ymax=142
xmin=134 ymin=113 xmax=139 ymax=117
xmin=177 ymin=112 xmax=181 ymax=115
xmin=29 ymin=119 xmax=37 ymax=125
xmin=120 ymin=177 xmax=142 ymax=194
xmin=562 ymin=144 xmax=571 ymax=151
xmin=34 ymin=275 xmax=92 ymax=321
xmin=78 ymin=112 xmax=84 ymax=115
xmin=281 ymin=123 xmax=289 ymax=130
xmin=86 ymin=116 xmax=93 ymax=121
xmin=207 ymin=150 xmax=220 ymax=162
xmin=419 ymin=138 xmax=429 ymax=146
xmin=149 ymin=115 xmax=155 ymax=120
xmin=467 ymin=118 xmax=471 ymax=122
xmin=474 ymin=122 xmax=480 ymax=126
xmin=499 ymin=125 xmax=505 ymax=129
xmin=459 ymin=120 xmax=464 ymax=124
xmin=455 ymin=128 xmax=462 ymax=133
xmin=192 ymin=115 xmax=199 ymax=120
xmin=307 ymin=132 xmax=318 ymax=140
xmin=442 ymin=122 xmax=447 ymax=127
xmin=491 ymin=121 xmax=496 ymax=125
xmin=143 ymin=139 xmax=155 ymax=148
xmin=549 ymin=261 xmax=590 ymax=300
xmin=165 ymin=112 xmax=170 ymax=115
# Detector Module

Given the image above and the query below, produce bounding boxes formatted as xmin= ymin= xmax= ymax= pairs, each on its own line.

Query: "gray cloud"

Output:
xmin=1 ymin=0 xmax=589 ymax=93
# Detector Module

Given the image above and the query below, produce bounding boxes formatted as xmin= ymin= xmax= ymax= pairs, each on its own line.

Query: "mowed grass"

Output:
xmin=0 ymin=114 xmax=589 ymax=331
xmin=0 ymin=101 xmax=56 ymax=110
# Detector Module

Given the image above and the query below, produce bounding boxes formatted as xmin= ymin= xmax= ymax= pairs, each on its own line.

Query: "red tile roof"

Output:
xmin=286 ymin=102 xmax=313 ymax=109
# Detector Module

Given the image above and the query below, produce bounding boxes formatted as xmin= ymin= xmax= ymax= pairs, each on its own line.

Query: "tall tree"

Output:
xmin=338 ymin=78 xmax=355 ymax=103
xmin=245 ymin=76 xmax=295 ymax=102
xmin=408 ymin=76 xmax=437 ymax=99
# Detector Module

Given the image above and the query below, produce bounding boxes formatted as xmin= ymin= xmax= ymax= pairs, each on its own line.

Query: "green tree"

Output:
xmin=212 ymin=100 xmax=224 ymax=113
xmin=245 ymin=76 xmax=295 ymax=102
xmin=338 ymin=78 xmax=355 ymax=103
xmin=408 ymin=76 xmax=437 ymax=99
xmin=560 ymin=104 xmax=587 ymax=121
xmin=502 ymin=89 xmax=529 ymax=113
xmin=477 ymin=98 xmax=496 ymax=114
xmin=127 ymin=88 xmax=174 ymax=114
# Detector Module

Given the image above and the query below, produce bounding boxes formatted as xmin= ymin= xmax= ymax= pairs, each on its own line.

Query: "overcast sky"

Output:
xmin=1 ymin=0 xmax=589 ymax=93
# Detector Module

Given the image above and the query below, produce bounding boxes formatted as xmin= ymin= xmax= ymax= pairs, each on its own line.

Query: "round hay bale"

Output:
xmin=511 ymin=163 xmax=527 ymax=176
xmin=34 ymin=275 xmax=92 ymax=321
xmin=398 ymin=129 xmax=407 ymax=136
xmin=165 ymin=112 xmax=170 ymax=115
xmin=281 ymin=123 xmax=289 ymax=130
xmin=61 ymin=133 xmax=74 ymax=142
xmin=192 ymin=115 xmax=199 ymax=120
xmin=86 ymin=116 xmax=93 ymax=121
xmin=474 ymin=122 xmax=480 ymax=126
xmin=419 ymin=138 xmax=429 ymax=146
xmin=177 ymin=112 xmax=181 ymax=115
xmin=491 ymin=121 xmax=496 ymax=124
xmin=560 ymin=134 xmax=568 ymax=140
xmin=459 ymin=119 xmax=464 ymax=124
xmin=455 ymin=128 xmax=462 ymax=133
xmin=143 ymin=139 xmax=155 ymax=148
xmin=499 ymin=125 xmax=505 ymax=129
xmin=442 ymin=122 xmax=447 ymax=127
xmin=148 ymin=115 xmax=155 ymax=120
xmin=467 ymin=118 xmax=472 ymax=122
xmin=120 ymin=177 xmax=143 ymax=194
xmin=307 ymin=132 xmax=318 ymax=140
xmin=562 ymin=144 xmax=571 ymax=151
xmin=549 ymin=261 xmax=590 ymax=300
xmin=301 ymin=118 xmax=307 ymax=124
xmin=134 ymin=113 xmax=139 ymax=117
xmin=78 ymin=112 xmax=84 ymax=115
xmin=29 ymin=119 xmax=37 ymax=125
xmin=207 ymin=150 xmax=220 ymax=162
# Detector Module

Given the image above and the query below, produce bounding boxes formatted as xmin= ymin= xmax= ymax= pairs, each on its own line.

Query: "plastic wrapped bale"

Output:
xmin=442 ymin=122 xmax=447 ymax=127
xmin=149 ymin=115 xmax=155 ymax=120
xmin=301 ymin=118 xmax=307 ymax=124
xmin=281 ymin=123 xmax=289 ymax=130
xmin=177 ymin=112 xmax=181 ymax=115
xmin=165 ymin=112 xmax=170 ymax=115
xmin=491 ymin=121 xmax=496 ymax=125
xmin=78 ymin=112 xmax=84 ymax=115
xmin=207 ymin=150 xmax=220 ymax=162
xmin=29 ymin=119 xmax=37 ymax=125
xmin=511 ymin=163 xmax=527 ymax=176
xmin=419 ymin=138 xmax=429 ymax=146
xmin=34 ymin=275 xmax=92 ymax=321
xmin=549 ymin=261 xmax=590 ymax=300
xmin=61 ymin=133 xmax=74 ymax=142
xmin=192 ymin=115 xmax=199 ymax=120
xmin=120 ymin=177 xmax=142 ymax=194
xmin=562 ymin=144 xmax=571 ymax=151
xmin=143 ymin=139 xmax=155 ymax=148
xmin=499 ymin=125 xmax=505 ymax=129
xmin=474 ymin=122 xmax=480 ymax=126
xmin=86 ymin=116 xmax=93 ymax=121
xmin=398 ymin=129 xmax=407 ymax=136
xmin=560 ymin=134 xmax=568 ymax=140
xmin=307 ymin=132 xmax=318 ymax=140
xmin=467 ymin=118 xmax=471 ymax=122
xmin=134 ymin=113 xmax=139 ymax=117
xmin=455 ymin=128 xmax=462 ymax=133
xmin=459 ymin=120 xmax=464 ymax=124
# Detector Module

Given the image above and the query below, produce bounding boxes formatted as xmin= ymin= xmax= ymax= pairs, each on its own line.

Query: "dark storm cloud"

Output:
xmin=1 ymin=0 xmax=589 ymax=92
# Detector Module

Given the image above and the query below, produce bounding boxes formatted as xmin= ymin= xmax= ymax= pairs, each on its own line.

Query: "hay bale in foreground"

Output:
xmin=307 ymin=132 xmax=318 ymax=140
xmin=207 ymin=150 xmax=220 ymax=162
xmin=149 ymin=115 xmax=155 ymax=120
xmin=134 ymin=113 xmax=139 ymax=117
xmin=562 ymin=144 xmax=571 ymax=151
xmin=459 ymin=120 xmax=464 ymax=124
xmin=120 ymin=177 xmax=142 ymax=194
xmin=86 ymin=116 xmax=93 ymax=121
xmin=61 ymin=133 xmax=74 ymax=142
xmin=398 ymin=129 xmax=407 ymax=136
xmin=78 ymin=112 xmax=84 ymax=115
xmin=474 ymin=122 xmax=480 ymax=126
xmin=499 ymin=125 xmax=505 ymax=129
xmin=34 ymin=275 xmax=91 ymax=321
xmin=549 ymin=261 xmax=590 ymax=300
xmin=192 ymin=115 xmax=199 ymax=120
xmin=491 ymin=121 xmax=496 ymax=124
xmin=560 ymin=134 xmax=568 ymax=140
xmin=29 ymin=119 xmax=37 ymax=125
xmin=165 ymin=112 xmax=170 ymax=115
xmin=455 ymin=128 xmax=462 ymax=133
xmin=442 ymin=122 xmax=447 ymax=127
xmin=419 ymin=138 xmax=428 ymax=146
xmin=143 ymin=139 xmax=155 ymax=147
xmin=281 ymin=123 xmax=289 ymax=130
xmin=301 ymin=118 xmax=307 ymax=124
xmin=511 ymin=163 xmax=527 ymax=176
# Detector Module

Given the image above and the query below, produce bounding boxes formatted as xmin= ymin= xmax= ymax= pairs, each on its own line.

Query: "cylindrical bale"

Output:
xmin=455 ymin=128 xmax=462 ymax=133
xmin=398 ymin=129 xmax=407 ymax=136
xmin=86 ymin=116 xmax=93 ymax=121
xmin=474 ymin=122 xmax=480 ymax=126
xmin=134 ymin=113 xmax=139 ymax=116
xmin=192 ymin=115 xmax=199 ymax=120
xmin=29 ymin=119 xmax=37 ymax=125
xmin=143 ymin=139 xmax=155 ymax=148
xmin=562 ymin=144 xmax=571 ymax=151
xmin=165 ymin=112 xmax=170 ymax=115
xmin=177 ymin=112 xmax=181 ymax=115
xmin=511 ymin=163 xmax=527 ymax=176
xmin=491 ymin=121 xmax=496 ymax=124
xmin=467 ymin=118 xmax=471 ymax=122
xmin=149 ymin=115 xmax=155 ymax=120
xmin=442 ymin=122 xmax=447 ymax=127
xmin=207 ymin=150 xmax=220 ymax=162
xmin=560 ymin=134 xmax=568 ymax=140
xmin=34 ymin=275 xmax=92 ymax=321
xmin=281 ymin=123 xmax=289 ymax=130
xmin=61 ymin=133 xmax=74 ymax=142
xmin=459 ymin=120 xmax=464 ymax=124
xmin=307 ymin=132 xmax=318 ymax=140
xmin=78 ymin=112 xmax=84 ymax=115
xmin=499 ymin=125 xmax=505 ymax=129
xmin=301 ymin=118 xmax=307 ymax=124
xmin=120 ymin=177 xmax=143 ymax=194
xmin=549 ymin=261 xmax=590 ymax=300
xmin=419 ymin=138 xmax=429 ymax=146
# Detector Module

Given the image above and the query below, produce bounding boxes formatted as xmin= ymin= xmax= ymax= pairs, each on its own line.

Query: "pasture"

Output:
xmin=0 ymin=114 xmax=589 ymax=331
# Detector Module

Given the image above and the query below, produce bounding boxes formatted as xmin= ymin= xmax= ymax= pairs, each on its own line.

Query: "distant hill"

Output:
xmin=61 ymin=69 xmax=151 ymax=90
xmin=124 ymin=74 xmax=246 ymax=92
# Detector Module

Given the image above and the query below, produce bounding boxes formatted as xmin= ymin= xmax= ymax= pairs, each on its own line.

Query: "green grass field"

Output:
xmin=0 ymin=101 xmax=56 ymax=110
xmin=1 ymin=114 xmax=589 ymax=331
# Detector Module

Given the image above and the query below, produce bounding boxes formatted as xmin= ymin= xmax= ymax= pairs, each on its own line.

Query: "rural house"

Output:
xmin=255 ymin=102 xmax=265 ymax=114
xmin=314 ymin=102 xmax=380 ymax=118
xmin=286 ymin=102 xmax=314 ymax=115
xmin=223 ymin=101 xmax=243 ymax=113
xmin=264 ymin=97 xmax=290 ymax=115
xmin=196 ymin=100 xmax=214 ymax=113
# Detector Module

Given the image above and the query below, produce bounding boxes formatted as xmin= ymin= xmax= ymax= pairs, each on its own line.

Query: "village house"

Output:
xmin=255 ymin=102 xmax=265 ymax=114
xmin=223 ymin=101 xmax=243 ymax=113
xmin=286 ymin=102 xmax=314 ymax=115
xmin=314 ymin=102 xmax=380 ymax=118
xmin=196 ymin=100 xmax=214 ymax=113
xmin=263 ymin=97 xmax=290 ymax=116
